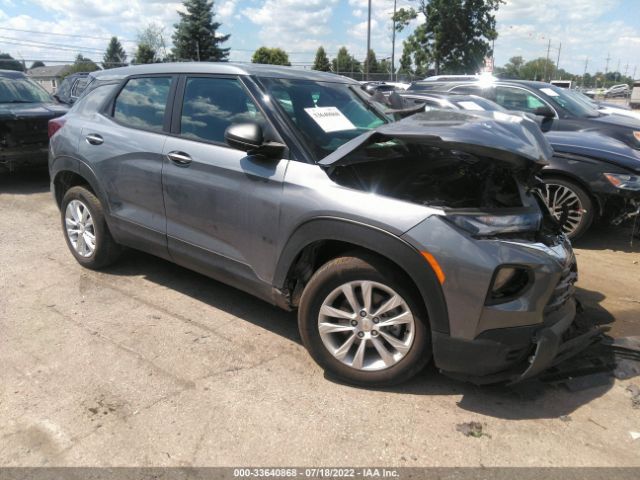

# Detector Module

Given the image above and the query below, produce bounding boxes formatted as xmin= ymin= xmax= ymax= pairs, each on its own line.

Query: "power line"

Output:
xmin=0 ymin=35 xmax=106 ymax=53
xmin=0 ymin=26 xmax=134 ymax=43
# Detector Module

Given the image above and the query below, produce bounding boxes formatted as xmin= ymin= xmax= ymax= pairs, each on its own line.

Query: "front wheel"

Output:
xmin=298 ymin=253 xmax=431 ymax=386
xmin=540 ymin=177 xmax=594 ymax=240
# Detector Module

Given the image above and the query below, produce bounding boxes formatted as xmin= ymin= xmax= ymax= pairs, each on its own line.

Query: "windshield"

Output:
xmin=258 ymin=78 xmax=389 ymax=160
xmin=563 ymin=89 xmax=598 ymax=108
xmin=538 ymin=84 xmax=600 ymax=118
xmin=0 ymin=76 xmax=52 ymax=103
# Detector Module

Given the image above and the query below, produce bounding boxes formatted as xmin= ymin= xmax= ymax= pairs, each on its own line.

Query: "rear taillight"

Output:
xmin=48 ymin=117 xmax=66 ymax=139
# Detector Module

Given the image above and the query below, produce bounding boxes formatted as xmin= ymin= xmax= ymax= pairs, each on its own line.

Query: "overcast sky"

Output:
xmin=1 ymin=0 xmax=639 ymax=76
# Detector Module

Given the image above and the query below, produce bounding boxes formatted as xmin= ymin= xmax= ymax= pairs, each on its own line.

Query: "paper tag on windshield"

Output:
xmin=539 ymin=87 xmax=559 ymax=97
xmin=458 ymin=101 xmax=485 ymax=111
xmin=304 ymin=107 xmax=356 ymax=132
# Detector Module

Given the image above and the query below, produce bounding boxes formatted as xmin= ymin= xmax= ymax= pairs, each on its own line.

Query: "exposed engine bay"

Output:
xmin=328 ymin=140 xmax=527 ymax=209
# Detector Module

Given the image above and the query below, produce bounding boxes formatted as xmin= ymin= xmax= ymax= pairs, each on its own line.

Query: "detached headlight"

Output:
xmin=445 ymin=212 xmax=542 ymax=236
xmin=604 ymin=173 xmax=640 ymax=191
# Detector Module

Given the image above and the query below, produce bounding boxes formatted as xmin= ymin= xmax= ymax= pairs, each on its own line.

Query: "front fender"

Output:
xmin=273 ymin=216 xmax=450 ymax=334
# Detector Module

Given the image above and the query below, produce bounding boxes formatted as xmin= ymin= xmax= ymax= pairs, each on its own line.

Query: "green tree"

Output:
xmin=134 ymin=44 xmax=157 ymax=64
xmin=519 ymin=57 xmax=556 ymax=81
xmin=103 ymin=37 xmax=127 ymax=69
xmin=394 ymin=0 xmax=503 ymax=74
xmin=0 ymin=53 xmax=24 ymax=72
xmin=364 ymin=49 xmax=379 ymax=75
xmin=62 ymin=54 xmax=100 ymax=78
xmin=30 ymin=61 xmax=45 ymax=69
xmin=500 ymin=55 xmax=524 ymax=79
xmin=172 ymin=0 xmax=230 ymax=61
xmin=398 ymin=42 xmax=413 ymax=75
xmin=251 ymin=47 xmax=290 ymax=66
xmin=312 ymin=46 xmax=331 ymax=72
xmin=331 ymin=46 xmax=361 ymax=74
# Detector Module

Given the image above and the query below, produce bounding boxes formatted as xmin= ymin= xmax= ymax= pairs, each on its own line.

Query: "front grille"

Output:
xmin=544 ymin=261 xmax=577 ymax=316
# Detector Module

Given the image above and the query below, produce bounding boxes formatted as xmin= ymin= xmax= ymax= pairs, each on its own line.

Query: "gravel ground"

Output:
xmin=1 ymin=169 xmax=639 ymax=467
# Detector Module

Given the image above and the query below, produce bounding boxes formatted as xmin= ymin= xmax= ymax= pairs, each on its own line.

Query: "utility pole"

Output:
xmin=544 ymin=38 xmax=551 ymax=82
xmin=366 ymin=0 xmax=372 ymax=80
xmin=555 ymin=42 xmax=562 ymax=79
xmin=391 ymin=0 xmax=397 ymax=82
xmin=582 ymin=57 xmax=588 ymax=87
xmin=633 ymin=66 xmax=637 ymax=80
xmin=616 ymin=59 xmax=621 ymax=81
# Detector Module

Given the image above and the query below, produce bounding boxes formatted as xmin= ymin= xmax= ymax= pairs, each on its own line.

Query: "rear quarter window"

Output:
xmin=71 ymin=83 xmax=119 ymax=116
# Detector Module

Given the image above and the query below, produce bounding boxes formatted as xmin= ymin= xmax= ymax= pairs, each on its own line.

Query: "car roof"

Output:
xmin=91 ymin=62 xmax=358 ymax=84
xmin=0 ymin=69 xmax=27 ymax=79
xmin=411 ymin=79 xmax=557 ymax=90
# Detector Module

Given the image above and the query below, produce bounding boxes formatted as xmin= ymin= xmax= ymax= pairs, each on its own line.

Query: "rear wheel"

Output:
xmin=540 ymin=177 xmax=594 ymax=240
xmin=61 ymin=186 xmax=121 ymax=269
xmin=298 ymin=253 xmax=431 ymax=386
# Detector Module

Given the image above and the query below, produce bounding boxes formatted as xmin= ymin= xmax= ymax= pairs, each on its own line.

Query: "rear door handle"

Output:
xmin=85 ymin=133 xmax=103 ymax=145
xmin=167 ymin=151 xmax=192 ymax=166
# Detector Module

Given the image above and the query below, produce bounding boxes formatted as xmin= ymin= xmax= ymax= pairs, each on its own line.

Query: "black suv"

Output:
xmin=0 ymin=70 xmax=67 ymax=171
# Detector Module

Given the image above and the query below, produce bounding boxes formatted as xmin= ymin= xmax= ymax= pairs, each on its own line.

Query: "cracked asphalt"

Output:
xmin=1 ymin=169 xmax=639 ymax=467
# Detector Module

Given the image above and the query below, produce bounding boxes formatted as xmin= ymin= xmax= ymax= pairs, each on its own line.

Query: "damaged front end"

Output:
xmin=319 ymin=110 xmax=605 ymax=384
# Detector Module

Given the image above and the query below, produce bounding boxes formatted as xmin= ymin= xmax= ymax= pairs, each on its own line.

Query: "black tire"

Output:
xmin=60 ymin=185 xmax=121 ymax=269
xmin=542 ymin=176 xmax=594 ymax=241
xmin=298 ymin=253 xmax=432 ymax=387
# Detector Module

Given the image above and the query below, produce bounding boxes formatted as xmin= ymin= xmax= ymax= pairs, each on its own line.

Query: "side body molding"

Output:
xmin=273 ymin=217 xmax=450 ymax=334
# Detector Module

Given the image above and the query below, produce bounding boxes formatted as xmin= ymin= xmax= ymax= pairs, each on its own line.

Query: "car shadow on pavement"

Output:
xmin=104 ymin=249 xmax=625 ymax=422
xmin=103 ymin=249 xmax=301 ymax=343
xmin=0 ymin=167 xmax=50 ymax=195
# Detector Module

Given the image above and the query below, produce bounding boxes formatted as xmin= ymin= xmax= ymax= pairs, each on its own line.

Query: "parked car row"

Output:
xmin=47 ymin=63 xmax=606 ymax=387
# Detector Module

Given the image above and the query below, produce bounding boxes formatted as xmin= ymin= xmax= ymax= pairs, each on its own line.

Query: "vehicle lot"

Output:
xmin=1 ymin=170 xmax=639 ymax=467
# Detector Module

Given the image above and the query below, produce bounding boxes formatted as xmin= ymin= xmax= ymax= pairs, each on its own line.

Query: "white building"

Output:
xmin=27 ymin=65 xmax=72 ymax=93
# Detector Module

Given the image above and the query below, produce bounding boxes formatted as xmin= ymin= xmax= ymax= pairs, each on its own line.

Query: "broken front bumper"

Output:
xmin=434 ymin=298 xmax=607 ymax=385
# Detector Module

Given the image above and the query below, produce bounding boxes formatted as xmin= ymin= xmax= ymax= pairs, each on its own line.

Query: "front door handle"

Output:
xmin=85 ymin=133 xmax=104 ymax=145
xmin=167 ymin=151 xmax=192 ymax=166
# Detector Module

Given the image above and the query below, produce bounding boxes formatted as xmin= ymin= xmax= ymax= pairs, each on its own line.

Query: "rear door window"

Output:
xmin=113 ymin=77 xmax=172 ymax=132
xmin=179 ymin=77 xmax=266 ymax=144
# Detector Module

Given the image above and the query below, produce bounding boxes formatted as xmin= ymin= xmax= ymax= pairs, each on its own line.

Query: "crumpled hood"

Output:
xmin=546 ymin=130 xmax=640 ymax=174
xmin=0 ymin=102 xmax=68 ymax=120
xmin=318 ymin=109 xmax=553 ymax=168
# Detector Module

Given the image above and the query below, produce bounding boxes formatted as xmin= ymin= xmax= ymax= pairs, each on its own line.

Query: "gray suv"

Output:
xmin=49 ymin=63 xmax=601 ymax=386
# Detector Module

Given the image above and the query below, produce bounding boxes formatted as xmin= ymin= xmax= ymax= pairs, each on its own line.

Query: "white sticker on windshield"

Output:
xmin=458 ymin=101 xmax=485 ymax=111
xmin=539 ymin=87 xmax=559 ymax=97
xmin=304 ymin=107 xmax=356 ymax=132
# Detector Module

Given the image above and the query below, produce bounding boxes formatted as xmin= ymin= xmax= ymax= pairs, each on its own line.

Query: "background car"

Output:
xmin=54 ymin=72 xmax=91 ymax=105
xmin=394 ymin=90 xmax=640 ymax=239
xmin=604 ymin=84 xmax=630 ymax=98
xmin=408 ymin=79 xmax=640 ymax=150
xmin=0 ymin=69 xmax=67 ymax=172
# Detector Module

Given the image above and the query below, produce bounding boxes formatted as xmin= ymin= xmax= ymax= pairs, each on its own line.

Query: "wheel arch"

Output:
xmin=274 ymin=217 xmax=450 ymax=334
xmin=51 ymin=156 xmax=108 ymax=212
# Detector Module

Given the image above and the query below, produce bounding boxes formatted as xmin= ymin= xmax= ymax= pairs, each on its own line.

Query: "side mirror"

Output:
xmin=225 ymin=123 xmax=286 ymax=158
xmin=225 ymin=123 xmax=264 ymax=151
xmin=533 ymin=105 xmax=555 ymax=118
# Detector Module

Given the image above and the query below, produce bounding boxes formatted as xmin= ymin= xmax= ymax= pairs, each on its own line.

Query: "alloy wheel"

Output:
xmin=317 ymin=280 xmax=415 ymax=371
xmin=540 ymin=182 xmax=585 ymax=237
xmin=65 ymin=199 xmax=96 ymax=257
